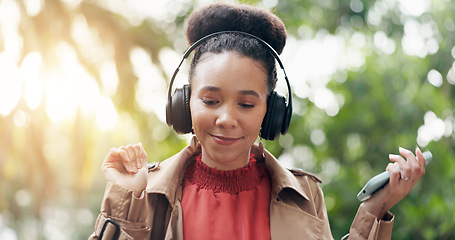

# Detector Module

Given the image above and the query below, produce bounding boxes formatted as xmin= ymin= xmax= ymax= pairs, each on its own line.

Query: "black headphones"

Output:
xmin=166 ymin=31 xmax=292 ymax=141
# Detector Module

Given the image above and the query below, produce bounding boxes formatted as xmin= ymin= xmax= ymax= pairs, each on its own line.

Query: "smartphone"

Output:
xmin=357 ymin=151 xmax=432 ymax=202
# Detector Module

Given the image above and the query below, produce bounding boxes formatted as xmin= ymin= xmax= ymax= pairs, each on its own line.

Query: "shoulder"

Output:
xmin=255 ymin=144 xmax=322 ymax=186
xmin=285 ymin=167 xmax=325 ymax=204
xmin=147 ymin=162 xmax=162 ymax=172
xmin=287 ymin=167 xmax=322 ymax=184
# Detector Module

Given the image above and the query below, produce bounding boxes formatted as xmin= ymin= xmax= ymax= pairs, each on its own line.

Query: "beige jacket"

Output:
xmin=90 ymin=137 xmax=393 ymax=239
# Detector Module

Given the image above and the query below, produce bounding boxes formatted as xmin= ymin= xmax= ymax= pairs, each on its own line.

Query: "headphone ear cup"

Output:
xmin=261 ymin=91 xmax=286 ymax=140
xmin=169 ymin=84 xmax=192 ymax=134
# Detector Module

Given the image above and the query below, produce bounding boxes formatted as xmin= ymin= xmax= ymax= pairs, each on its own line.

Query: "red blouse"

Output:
xmin=181 ymin=153 xmax=272 ymax=240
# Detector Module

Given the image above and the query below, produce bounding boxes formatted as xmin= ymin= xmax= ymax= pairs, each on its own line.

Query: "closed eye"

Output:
xmin=202 ymin=99 xmax=219 ymax=106
xmin=239 ymin=103 xmax=255 ymax=109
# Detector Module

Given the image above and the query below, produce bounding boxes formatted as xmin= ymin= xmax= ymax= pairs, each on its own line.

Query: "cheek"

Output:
xmin=247 ymin=106 xmax=267 ymax=132
xmin=190 ymin=99 xmax=210 ymax=129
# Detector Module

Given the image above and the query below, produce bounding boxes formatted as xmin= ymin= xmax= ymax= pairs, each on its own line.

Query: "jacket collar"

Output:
xmin=145 ymin=136 xmax=201 ymax=205
xmin=146 ymin=136 xmax=314 ymax=205
xmin=250 ymin=143 xmax=311 ymax=201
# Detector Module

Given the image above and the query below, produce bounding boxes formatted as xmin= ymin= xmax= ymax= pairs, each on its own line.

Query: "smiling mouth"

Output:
xmin=210 ymin=134 xmax=242 ymax=145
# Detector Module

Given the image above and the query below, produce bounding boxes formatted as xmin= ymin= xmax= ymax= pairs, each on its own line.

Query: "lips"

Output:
xmin=210 ymin=134 xmax=242 ymax=145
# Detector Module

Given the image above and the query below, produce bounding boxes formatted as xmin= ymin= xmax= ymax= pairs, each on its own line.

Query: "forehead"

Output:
xmin=191 ymin=52 xmax=268 ymax=93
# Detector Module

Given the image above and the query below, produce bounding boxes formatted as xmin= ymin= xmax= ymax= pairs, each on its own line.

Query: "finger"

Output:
xmin=126 ymin=145 xmax=140 ymax=172
xmin=399 ymin=147 xmax=418 ymax=167
xmin=414 ymin=147 xmax=426 ymax=179
xmin=389 ymin=153 xmax=411 ymax=181
xmin=399 ymin=147 xmax=421 ymax=182
xmin=120 ymin=146 xmax=138 ymax=173
xmin=103 ymin=148 xmax=131 ymax=173
xmin=102 ymin=148 xmax=122 ymax=170
xmin=132 ymin=143 xmax=143 ymax=169
xmin=124 ymin=144 xmax=135 ymax=160
xmin=104 ymin=148 xmax=120 ymax=163
xmin=415 ymin=147 xmax=426 ymax=169
xmin=119 ymin=146 xmax=129 ymax=158
xmin=387 ymin=162 xmax=400 ymax=190
xmin=138 ymin=142 xmax=147 ymax=169
xmin=111 ymin=148 xmax=131 ymax=164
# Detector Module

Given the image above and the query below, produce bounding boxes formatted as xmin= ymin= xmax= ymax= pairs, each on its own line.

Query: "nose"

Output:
xmin=215 ymin=104 xmax=238 ymax=129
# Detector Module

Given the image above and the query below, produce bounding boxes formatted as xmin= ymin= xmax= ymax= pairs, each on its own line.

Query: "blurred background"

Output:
xmin=0 ymin=0 xmax=454 ymax=239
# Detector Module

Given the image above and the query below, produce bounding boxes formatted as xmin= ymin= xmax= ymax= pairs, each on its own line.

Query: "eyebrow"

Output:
xmin=200 ymin=86 xmax=221 ymax=92
xmin=200 ymin=86 xmax=260 ymax=98
xmin=239 ymin=90 xmax=260 ymax=98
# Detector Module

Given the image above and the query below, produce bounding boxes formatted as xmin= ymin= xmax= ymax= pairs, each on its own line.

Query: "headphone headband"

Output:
xmin=166 ymin=31 xmax=293 ymax=140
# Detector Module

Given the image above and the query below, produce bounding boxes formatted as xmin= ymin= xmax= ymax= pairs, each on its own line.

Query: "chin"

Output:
xmin=204 ymin=141 xmax=251 ymax=160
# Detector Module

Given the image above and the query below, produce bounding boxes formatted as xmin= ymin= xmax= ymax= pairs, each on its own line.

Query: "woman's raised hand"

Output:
xmin=362 ymin=147 xmax=426 ymax=219
xmin=101 ymin=143 xmax=148 ymax=197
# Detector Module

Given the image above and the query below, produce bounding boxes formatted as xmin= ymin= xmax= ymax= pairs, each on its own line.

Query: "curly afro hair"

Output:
xmin=185 ymin=2 xmax=287 ymax=54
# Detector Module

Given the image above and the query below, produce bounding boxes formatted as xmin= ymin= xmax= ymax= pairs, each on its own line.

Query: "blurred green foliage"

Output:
xmin=0 ymin=0 xmax=454 ymax=239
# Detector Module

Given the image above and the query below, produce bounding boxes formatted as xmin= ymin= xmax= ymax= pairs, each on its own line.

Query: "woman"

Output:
xmin=90 ymin=2 xmax=426 ymax=239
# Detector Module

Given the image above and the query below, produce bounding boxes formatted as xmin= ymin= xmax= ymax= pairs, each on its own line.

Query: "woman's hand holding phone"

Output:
xmin=361 ymin=147 xmax=427 ymax=220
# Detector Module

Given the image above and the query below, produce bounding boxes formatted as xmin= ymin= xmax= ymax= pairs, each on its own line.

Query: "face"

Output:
xmin=190 ymin=52 xmax=268 ymax=170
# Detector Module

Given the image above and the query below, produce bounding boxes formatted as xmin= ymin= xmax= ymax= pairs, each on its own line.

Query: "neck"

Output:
xmin=200 ymin=148 xmax=251 ymax=170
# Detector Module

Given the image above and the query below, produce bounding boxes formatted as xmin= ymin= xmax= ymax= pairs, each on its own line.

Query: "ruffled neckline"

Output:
xmin=184 ymin=153 xmax=265 ymax=195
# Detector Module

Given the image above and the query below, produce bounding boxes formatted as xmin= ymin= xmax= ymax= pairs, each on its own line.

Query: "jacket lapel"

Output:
xmin=146 ymin=136 xmax=201 ymax=206
xmin=251 ymin=144 xmax=317 ymax=201
xmin=251 ymin=144 xmax=326 ymax=239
